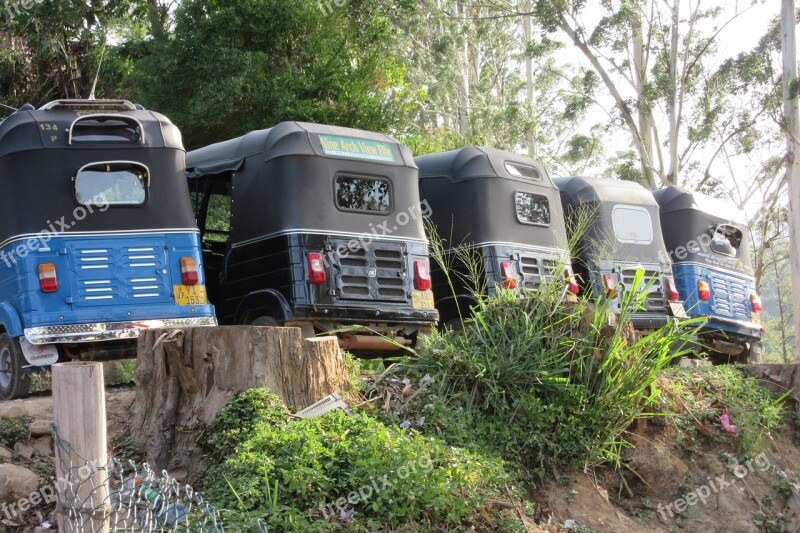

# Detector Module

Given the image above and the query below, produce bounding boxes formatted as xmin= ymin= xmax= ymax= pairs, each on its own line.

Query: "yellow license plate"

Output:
xmin=751 ymin=311 xmax=761 ymax=325
xmin=411 ymin=290 xmax=435 ymax=310
xmin=174 ymin=284 xmax=207 ymax=306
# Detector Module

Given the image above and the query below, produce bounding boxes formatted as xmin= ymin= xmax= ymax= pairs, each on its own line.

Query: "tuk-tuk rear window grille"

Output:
xmin=74 ymin=162 xmax=148 ymax=206
xmin=515 ymin=191 xmax=551 ymax=226
xmin=335 ymin=175 xmax=391 ymax=214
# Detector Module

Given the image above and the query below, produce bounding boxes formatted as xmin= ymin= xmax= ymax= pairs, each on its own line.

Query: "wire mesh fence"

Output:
xmin=53 ymin=426 xmax=229 ymax=532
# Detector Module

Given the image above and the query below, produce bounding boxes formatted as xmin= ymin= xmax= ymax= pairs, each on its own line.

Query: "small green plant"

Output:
xmin=204 ymin=389 xmax=514 ymax=532
xmin=105 ymin=359 xmax=136 ymax=385
xmin=0 ymin=416 xmax=32 ymax=447
xmin=662 ymin=366 xmax=788 ymax=455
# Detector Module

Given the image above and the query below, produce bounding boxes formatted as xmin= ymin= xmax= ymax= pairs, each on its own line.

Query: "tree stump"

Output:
xmin=129 ymin=326 xmax=349 ymax=475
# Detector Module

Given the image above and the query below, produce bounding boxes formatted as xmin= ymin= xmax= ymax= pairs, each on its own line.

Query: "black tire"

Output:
xmin=741 ymin=340 xmax=763 ymax=364
xmin=0 ymin=333 xmax=32 ymax=401
xmin=250 ymin=315 xmax=280 ymax=327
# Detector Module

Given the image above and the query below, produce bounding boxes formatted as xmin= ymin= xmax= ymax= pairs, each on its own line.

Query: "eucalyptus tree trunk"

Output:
xmin=781 ymin=0 xmax=800 ymax=360
xmin=666 ymin=0 xmax=681 ymax=187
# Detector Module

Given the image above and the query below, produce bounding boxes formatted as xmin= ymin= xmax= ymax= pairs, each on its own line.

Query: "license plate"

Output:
xmin=751 ymin=311 xmax=761 ymax=325
xmin=411 ymin=290 xmax=435 ymax=310
xmin=669 ymin=302 xmax=687 ymax=318
xmin=174 ymin=284 xmax=207 ymax=306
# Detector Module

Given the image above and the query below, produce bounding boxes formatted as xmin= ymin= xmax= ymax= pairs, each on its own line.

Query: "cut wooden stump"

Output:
xmin=130 ymin=326 xmax=349 ymax=476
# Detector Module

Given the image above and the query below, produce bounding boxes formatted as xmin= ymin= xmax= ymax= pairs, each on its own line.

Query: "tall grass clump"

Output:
xmin=406 ymin=274 xmax=702 ymax=473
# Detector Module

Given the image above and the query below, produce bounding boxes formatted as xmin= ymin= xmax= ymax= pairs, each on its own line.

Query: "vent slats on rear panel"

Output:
xmin=70 ymin=240 xmax=171 ymax=307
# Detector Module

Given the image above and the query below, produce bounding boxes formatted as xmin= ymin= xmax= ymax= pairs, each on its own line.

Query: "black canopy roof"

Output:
xmin=187 ymin=121 xmax=415 ymax=177
xmin=554 ymin=176 xmax=669 ymax=265
xmin=187 ymin=122 xmax=426 ymax=245
xmin=652 ymin=186 xmax=753 ymax=275
xmin=0 ymin=100 xmax=195 ymax=244
xmin=415 ymin=146 xmax=568 ymax=250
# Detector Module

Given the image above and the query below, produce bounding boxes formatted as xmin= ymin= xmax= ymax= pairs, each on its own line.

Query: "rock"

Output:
xmin=35 ymin=527 xmax=54 ymax=532
xmin=32 ymin=436 xmax=52 ymax=457
xmin=0 ymin=397 xmax=53 ymax=421
xmin=28 ymin=420 xmax=52 ymax=438
xmin=13 ymin=441 xmax=34 ymax=460
xmin=0 ymin=445 xmax=12 ymax=459
xmin=0 ymin=463 xmax=39 ymax=502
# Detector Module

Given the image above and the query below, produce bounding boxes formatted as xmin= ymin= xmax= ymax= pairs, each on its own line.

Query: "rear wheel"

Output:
xmin=250 ymin=316 xmax=280 ymax=327
xmin=739 ymin=340 xmax=763 ymax=364
xmin=0 ymin=333 xmax=32 ymax=401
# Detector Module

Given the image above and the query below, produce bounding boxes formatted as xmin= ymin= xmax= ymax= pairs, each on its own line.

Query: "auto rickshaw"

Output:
xmin=0 ymin=99 xmax=216 ymax=400
xmin=554 ymin=176 xmax=682 ymax=330
xmin=415 ymin=146 xmax=578 ymax=327
xmin=186 ymin=122 xmax=438 ymax=353
xmin=653 ymin=186 xmax=763 ymax=363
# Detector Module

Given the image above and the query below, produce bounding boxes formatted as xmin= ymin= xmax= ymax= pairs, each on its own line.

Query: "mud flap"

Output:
xmin=19 ymin=338 xmax=59 ymax=367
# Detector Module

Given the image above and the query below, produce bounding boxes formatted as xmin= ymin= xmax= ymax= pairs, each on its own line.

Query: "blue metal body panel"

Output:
xmin=0 ymin=232 xmax=215 ymax=333
xmin=672 ymin=262 xmax=762 ymax=340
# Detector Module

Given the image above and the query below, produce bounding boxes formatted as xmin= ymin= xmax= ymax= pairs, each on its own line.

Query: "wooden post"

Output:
xmin=53 ymin=362 xmax=109 ymax=533
xmin=782 ymin=0 xmax=800 ymax=360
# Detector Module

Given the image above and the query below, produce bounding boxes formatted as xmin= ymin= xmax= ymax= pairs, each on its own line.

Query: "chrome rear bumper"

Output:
xmin=24 ymin=316 xmax=217 ymax=344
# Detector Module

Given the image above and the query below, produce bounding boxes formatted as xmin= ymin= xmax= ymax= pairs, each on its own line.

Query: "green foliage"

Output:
xmin=662 ymin=366 xmax=787 ymax=456
xmin=398 ymin=271 xmax=701 ymax=474
xmin=203 ymin=390 xmax=512 ymax=531
xmin=127 ymin=0 xmax=417 ymax=149
xmin=0 ymin=416 xmax=32 ymax=447
xmin=205 ymin=388 xmax=289 ymax=461
xmin=105 ymin=360 xmax=136 ymax=385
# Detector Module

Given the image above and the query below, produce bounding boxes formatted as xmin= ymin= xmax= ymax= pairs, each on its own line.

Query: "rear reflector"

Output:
xmin=180 ymin=257 xmax=199 ymax=286
xmin=751 ymin=293 xmax=763 ymax=312
xmin=665 ymin=276 xmax=680 ymax=302
xmin=500 ymin=261 xmax=518 ymax=289
xmin=308 ymin=252 xmax=326 ymax=284
xmin=565 ymin=266 xmax=580 ymax=295
xmin=38 ymin=263 xmax=57 ymax=293
xmin=698 ymin=280 xmax=711 ymax=300
xmin=414 ymin=260 xmax=431 ymax=291
xmin=603 ymin=273 xmax=617 ymax=298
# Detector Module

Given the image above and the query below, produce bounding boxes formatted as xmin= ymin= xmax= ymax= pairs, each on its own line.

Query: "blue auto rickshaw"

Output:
xmin=0 ymin=99 xmax=216 ymax=399
xmin=652 ymin=186 xmax=763 ymax=363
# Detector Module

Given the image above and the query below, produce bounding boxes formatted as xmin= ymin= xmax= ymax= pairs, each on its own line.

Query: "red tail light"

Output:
xmin=307 ymin=252 xmax=326 ymax=284
xmin=38 ymin=263 xmax=57 ymax=292
xmin=665 ymin=276 xmax=680 ymax=302
xmin=603 ymin=273 xmax=618 ymax=298
xmin=500 ymin=261 xmax=518 ymax=289
xmin=414 ymin=260 xmax=431 ymax=291
xmin=751 ymin=293 xmax=763 ymax=312
xmin=180 ymin=257 xmax=199 ymax=286
xmin=565 ymin=266 xmax=580 ymax=295
xmin=698 ymin=280 xmax=711 ymax=300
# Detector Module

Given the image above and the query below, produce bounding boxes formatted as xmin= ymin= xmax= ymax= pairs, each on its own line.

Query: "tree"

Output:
xmin=390 ymin=0 xmax=603 ymax=174
xmin=126 ymin=0 xmax=418 ymax=149
xmin=519 ymin=0 xmax=775 ymax=189
xmin=0 ymin=0 xmax=150 ymax=111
